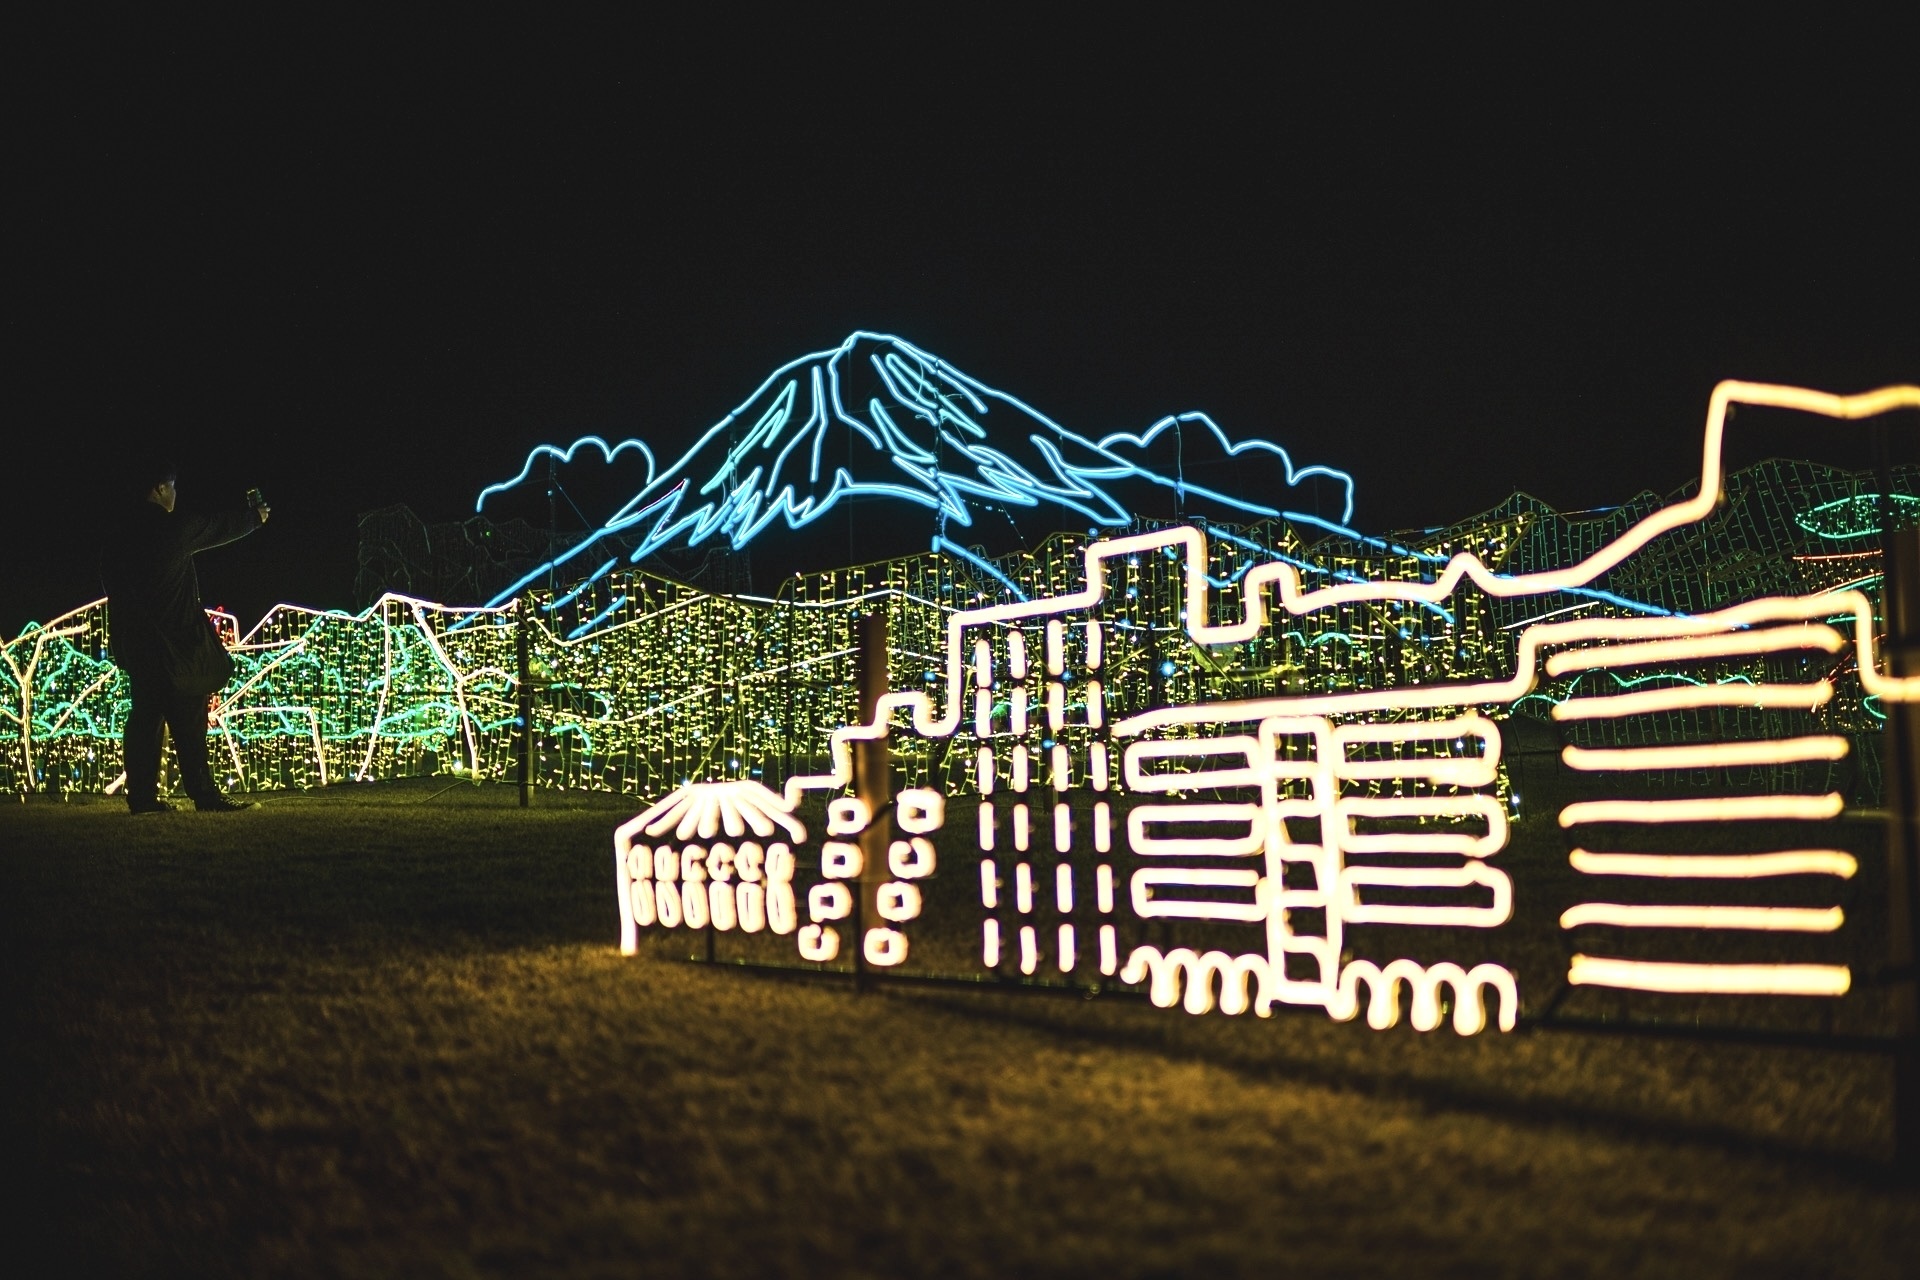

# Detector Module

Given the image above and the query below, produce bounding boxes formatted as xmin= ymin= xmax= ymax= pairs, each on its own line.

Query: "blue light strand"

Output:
xmin=567 ymin=595 xmax=630 ymax=641
xmin=475 ymin=437 xmax=656 ymax=512
xmin=473 ymin=332 xmax=1358 ymax=606
xmin=544 ymin=561 xmax=618 ymax=613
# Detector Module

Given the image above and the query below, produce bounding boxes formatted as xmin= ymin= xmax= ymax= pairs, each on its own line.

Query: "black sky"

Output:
xmin=9 ymin=20 xmax=1916 ymax=634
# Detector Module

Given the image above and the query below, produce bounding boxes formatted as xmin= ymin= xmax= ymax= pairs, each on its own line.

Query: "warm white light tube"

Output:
xmin=1567 ymin=954 xmax=1851 ymax=996
xmin=1544 ymin=625 xmax=1845 ymax=677
xmin=1568 ymin=848 xmax=1857 ymax=878
xmin=1559 ymin=902 xmax=1843 ymax=932
xmin=1552 ymin=680 xmax=1832 ymax=721
xmin=1563 ymin=736 xmax=1848 ymax=772
xmin=1559 ymin=794 xmax=1843 ymax=825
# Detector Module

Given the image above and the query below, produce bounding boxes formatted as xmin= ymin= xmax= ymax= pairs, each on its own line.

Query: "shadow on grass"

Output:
xmin=3 ymin=785 xmax=1905 ymax=1191
xmin=0 ymin=784 xmax=632 ymax=962
xmin=735 ymin=970 xmax=1903 ymax=1181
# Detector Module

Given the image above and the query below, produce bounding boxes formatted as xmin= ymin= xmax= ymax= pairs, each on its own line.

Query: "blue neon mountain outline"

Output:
xmin=474 ymin=332 xmax=1358 ymax=606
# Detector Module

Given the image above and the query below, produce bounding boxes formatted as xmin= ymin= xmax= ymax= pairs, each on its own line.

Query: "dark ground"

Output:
xmin=2 ymin=783 xmax=1916 ymax=1278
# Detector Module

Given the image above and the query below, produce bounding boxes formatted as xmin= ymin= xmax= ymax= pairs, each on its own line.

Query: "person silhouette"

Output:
xmin=100 ymin=456 xmax=270 ymax=813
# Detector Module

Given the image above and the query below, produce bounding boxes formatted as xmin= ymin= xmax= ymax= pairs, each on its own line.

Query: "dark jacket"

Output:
xmin=101 ymin=502 xmax=263 ymax=695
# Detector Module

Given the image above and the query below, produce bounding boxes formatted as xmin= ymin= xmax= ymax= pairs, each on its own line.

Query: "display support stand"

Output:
xmin=1872 ymin=422 xmax=1919 ymax=1174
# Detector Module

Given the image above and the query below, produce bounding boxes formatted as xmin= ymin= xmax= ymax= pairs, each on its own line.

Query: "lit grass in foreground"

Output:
xmin=1 ymin=783 xmax=1915 ymax=1278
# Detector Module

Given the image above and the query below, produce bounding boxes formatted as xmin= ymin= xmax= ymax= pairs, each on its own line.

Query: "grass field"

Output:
xmin=3 ymin=783 xmax=1917 ymax=1278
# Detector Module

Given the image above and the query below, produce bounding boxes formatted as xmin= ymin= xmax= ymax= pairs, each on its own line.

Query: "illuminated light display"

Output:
xmin=472 ymin=332 xmax=1358 ymax=608
xmin=1560 ymin=794 xmax=1846 ymax=825
xmin=1559 ymin=903 xmax=1844 ymax=932
xmin=1561 ymin=736 xmax=1850 ymax=771
xmin=1795 ymin=492 xmax=1920 ymax=539
xmin=1327 ymin=961 xmax=1520 ymax=1035
xmin=1566 ymin=955 xmax=1852 ymax=997
xmin=1548 ymin=680 xmax=1835 ymax=720
xmin=601 ymin=378 xmax=1916 ymax=1029
xmin=1568 ymin=848 xmax=1858 ymax=878
xmin=7 ymin=379 xmax=1918 ymax=1040
xmin=1541 ymin=624 xmax=1847 ymax=676
xmin=13 ymin=451 xmax=1908 ymax=809
xmin=623 ymin=779 xmax=806 ymax=842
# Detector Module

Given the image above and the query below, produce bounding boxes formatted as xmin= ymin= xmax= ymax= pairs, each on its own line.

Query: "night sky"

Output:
xmin=11 ymin=23 xmax=1916 ymax=635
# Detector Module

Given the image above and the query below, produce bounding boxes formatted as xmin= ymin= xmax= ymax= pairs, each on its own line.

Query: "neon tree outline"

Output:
xmin=473 ymin=332 xmax=1359 ymax=607
xmin=618 ymin=379 xmax=1920 ymax=1025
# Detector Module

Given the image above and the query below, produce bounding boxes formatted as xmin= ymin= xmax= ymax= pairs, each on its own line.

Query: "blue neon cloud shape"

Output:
xmin=474 ymin=331 xmax=1357 ymax=606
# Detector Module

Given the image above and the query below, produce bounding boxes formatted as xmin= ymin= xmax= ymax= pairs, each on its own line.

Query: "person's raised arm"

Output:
xmin=179 ymin=501 xmax=269 ymax=553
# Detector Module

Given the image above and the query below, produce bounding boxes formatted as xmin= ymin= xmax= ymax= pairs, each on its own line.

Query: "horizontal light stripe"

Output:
xmin=1568 ymin=849 xmax=1858 ymax=879
xmin=1131 ymin=868 xmax=1266 ymax=922
xmin=1544 ymin=625 xmax=1845 ymax=677
xmin=1562 ymin=735 xmax=1848 ymax=772
xmin=1343 ymin=862 xmax=1512 ymax=928
xmin=1559 ymin=794 xmax=1843 ymax=826
xmin=1567 ymin=954 xmax=1851 ymax=996
xmin=1559 ymin=903 xmax=1843 ymax=932
xmin=1123 ymin=737 xmax=1263 ymax=792
xmin=1337 ymin=793 xmax=1508 ymax=859
xmin=1127 ymin=803 xmax=1265 ymax=856
xmin=1330 ymin=713 xmax=1501 ymax=788
xmin=1552 ymin=680 xmax=1832 ymax=721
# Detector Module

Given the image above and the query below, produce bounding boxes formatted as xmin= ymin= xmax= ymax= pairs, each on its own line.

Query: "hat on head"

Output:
xmin=126 ymin=451 xmax=178 ymax=500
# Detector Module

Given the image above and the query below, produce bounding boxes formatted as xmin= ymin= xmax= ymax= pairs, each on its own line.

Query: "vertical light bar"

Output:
xmin=978 ymin=804 xmax=995 ymax=851
xmin=1056 ymin=862 xmax=1074 ymax=911
xmin=974 ymin=689 xmax=993 ymax=737
xmin=1051 ymin=744 xmax=1069 ymax=790
xmin=1012 ymin=745 xmax=1029 ymax=792
xmin=976 ymin=745 xmax=995 ymax=795
xmin=1048 ymin=682 xmax=1065 ymax=731
xmin=1014 ymin=803 xmax=1030 ymax=850
xmin=1016 ymin=861 xmax=1034 ymax=912
xmin=1010 ymin=685 xmax=1028 ymax=735
xmin=1054 ymin=801 xmax=1072 ymax=852
xmin=1086 ymin=620 xmax=1102 ymax=670
xmin=1099 ymin=924 xmax=1116 ymax=975
xmin=1087 ymin=680 xmax=1104 ymax=728
xmin=973 ymin=637 xmax=992 ymax=688
xmin=1097 ymin=864 xmax=1114 ymax=913
xmin=980 ymin=858 xmax=999 ymax=908
xmin=1094 ymin=801 xmax=1111 ymax=853
xmin=1046 ymin=619 xmax=1064 ymax=676
xmin=1019 ymin=925 xmax=1037 ymax=974
xmin=1058 ymin=924 xmax=1077 ymax=972
xmin=1009 ymin=629 xmax=1027 ymax=679
xmin=983 ymin=919 xmax=1001 ymax=967
xmin=1091 ymin=741 xmax=1109 ymax=791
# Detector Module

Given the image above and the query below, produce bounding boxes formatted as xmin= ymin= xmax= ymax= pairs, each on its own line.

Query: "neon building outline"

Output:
xmin=616 ymin=380 xmax=1920 ymax=1029
xmin=3 ymin=373 xmax=1915 ymax=1034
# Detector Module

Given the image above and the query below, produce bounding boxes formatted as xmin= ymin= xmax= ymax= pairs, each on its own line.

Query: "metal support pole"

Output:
xmin=854 ymin=609 xmax=893 ymax=992
xmin=516 ymin=597 xmax=533 ymax=809
xmin=1872 ymin=423 xmax=1920 ymax=1173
